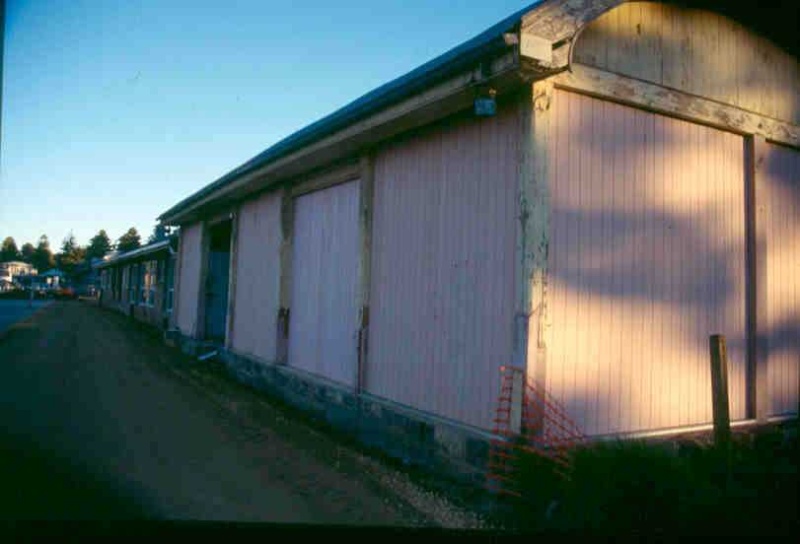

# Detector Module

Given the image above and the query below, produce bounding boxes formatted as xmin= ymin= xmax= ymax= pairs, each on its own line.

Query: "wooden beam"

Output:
xmin=276 ymin=185 xmax=294 ymax=364
xmin=513 ymin=86 xmax=534 ymax=383
xmin=291 ymin=161 xmax=360 ymax=198
xmin=552 ymin=63 xmax=800 ymax=148
xmin=709 ymin=334 xmax=732 ymax=449
xmin=521 ymin=0 xmax=624 ymax=41
xmin=744 ymin=135 xmax=757 ymax=420
xmin=514 ymin=79 xmax=554 ymax=434
xmin=355 ymin=154 xmax=375 ymax=392
xmin=529 ymin=80 xmax=553 ymax=410
xmin=224 ymin=207 xmax=240 ymax=350
xmin=752 ymin=135 xmax=771 ymax=421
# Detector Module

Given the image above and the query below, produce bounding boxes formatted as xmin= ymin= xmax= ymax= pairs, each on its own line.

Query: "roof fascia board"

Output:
xmin=162 ymin=50 xmax=523 ymax=225
xmin=95 ymin=242 xmax=170 ymax=269
xmin=158 ymin=1 xmax=557 ymax=224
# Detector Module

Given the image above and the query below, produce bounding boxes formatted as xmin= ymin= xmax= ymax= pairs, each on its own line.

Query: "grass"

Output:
xmin=497 ymin=421 xmax=798 ymax=534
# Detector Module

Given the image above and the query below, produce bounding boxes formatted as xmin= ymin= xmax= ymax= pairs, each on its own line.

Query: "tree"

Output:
xmin=32 ymin=235 xmax=55 ymax=272
xmin=20 ymin=242 xmax=35 ymax=263
xmin=86 ymin=229 xmax=112 ymax=261
xmin=117 ymin=227 xmax=141 ymax=253
xmin=146 ymin=224 xmax=170 ymax=245
xmin=1 ymin=237 xmax=19 ymax=261
xmin=56 ymin=232 xmax=86 ymax=277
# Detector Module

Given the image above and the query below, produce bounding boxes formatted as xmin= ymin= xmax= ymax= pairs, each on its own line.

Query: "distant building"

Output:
xmin=72 ymin=259 xmax=105 ymax=296
xmin=94 ymin=238 xmax=177 ymax=330
xmin=0 ymin=261 xmax=38 ymax=290
xmin=0 ymin=261 xmax=38 ymax=279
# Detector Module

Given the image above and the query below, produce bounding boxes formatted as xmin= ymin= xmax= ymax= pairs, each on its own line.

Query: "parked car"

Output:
xmin=54 ymin=286 xmax=77 ymax=300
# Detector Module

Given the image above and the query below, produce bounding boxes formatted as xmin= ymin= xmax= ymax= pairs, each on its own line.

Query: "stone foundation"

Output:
xmin=171 ymin=331 xmax=495 ymax=486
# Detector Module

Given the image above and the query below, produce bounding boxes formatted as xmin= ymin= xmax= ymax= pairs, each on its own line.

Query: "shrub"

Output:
xmin=505 ymin=424 xmax=798 ymax=534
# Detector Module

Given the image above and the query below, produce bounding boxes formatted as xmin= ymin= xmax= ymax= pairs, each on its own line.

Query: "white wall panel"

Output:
xmin=549 ymin=90 xmax=747 ymax=435
xmin=288 ymin=180 xmax=360 ymax=386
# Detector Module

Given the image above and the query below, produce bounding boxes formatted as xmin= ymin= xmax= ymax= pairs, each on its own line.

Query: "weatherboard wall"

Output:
xmin=229 ymin=191 xmax=283 ymax=363
xmin=547 ymin=89 xmax=747 ymax=436
xmin=759 ymin=142 xmax=800 ymax=417
xmin=543 ymin=1 xmax=800 ymax=434
xmin=176 ymin=223 xmax=203 ymax=338
xmin=288 ymin=179 xmax=360 ymax=387
xmin=366 ymin=101 xmax=519 ymax=431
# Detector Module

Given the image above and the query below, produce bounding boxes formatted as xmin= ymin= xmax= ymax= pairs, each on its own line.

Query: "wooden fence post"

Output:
xmin=709 ymin=334 xmax=731 ymax=451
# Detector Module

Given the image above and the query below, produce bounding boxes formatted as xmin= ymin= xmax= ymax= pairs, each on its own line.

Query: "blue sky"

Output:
xmin=1 ymin=0 xmax=531 ymax=250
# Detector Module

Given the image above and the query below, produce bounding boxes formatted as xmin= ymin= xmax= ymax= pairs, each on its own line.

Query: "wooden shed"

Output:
xmin=159 ymin=0 xmax=798 ymax=450
xmin=96 ymin=239 xmax=177 ymax=330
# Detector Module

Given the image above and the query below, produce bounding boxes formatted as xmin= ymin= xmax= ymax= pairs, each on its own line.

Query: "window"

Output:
xmin=141 ymin=260 xmax=156 ymax=307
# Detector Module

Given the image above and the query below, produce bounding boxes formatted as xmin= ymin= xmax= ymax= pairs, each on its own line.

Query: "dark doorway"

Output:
xmin=204 ymin=220 xmax=232 ymax=343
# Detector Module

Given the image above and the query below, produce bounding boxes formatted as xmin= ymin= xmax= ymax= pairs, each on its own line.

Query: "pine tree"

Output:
xmin=117 ymin=228 xmax=142 ymax=253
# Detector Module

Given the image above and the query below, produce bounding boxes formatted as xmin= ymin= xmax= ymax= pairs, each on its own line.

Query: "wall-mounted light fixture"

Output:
xmin=474 ymin=87 xmax=497 ymax=117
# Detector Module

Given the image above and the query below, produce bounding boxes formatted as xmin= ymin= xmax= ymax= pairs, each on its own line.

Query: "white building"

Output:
xmin=0 ymin=261 xmax=38 ymax=290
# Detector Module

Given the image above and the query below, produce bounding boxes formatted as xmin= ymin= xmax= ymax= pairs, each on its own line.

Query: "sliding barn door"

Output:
xmin=548 ymin=90 xmax=747 ymax=435
xmin=288 ymin=180 xmax=360 ymax=386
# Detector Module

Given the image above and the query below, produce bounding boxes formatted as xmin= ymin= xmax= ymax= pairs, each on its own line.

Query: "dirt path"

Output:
xmin=0 ymin=302 xmax=485 ymax=525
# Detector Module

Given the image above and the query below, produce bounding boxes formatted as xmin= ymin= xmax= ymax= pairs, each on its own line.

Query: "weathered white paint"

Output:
xmin=230 ymin=191 xmax=282 ymax=362
xmin=548 ymin=89 xmax=747 ymax=436
xmin=288 ymin=179 xmax=360 ymax=386
xmin=574 ymin=1 xmax=800 ymax=124
xmin=176 ymin=223 xmax=203 ymax=337
xmin=759 ymin=143 xmax=800 ymax=416
xmin=367 ymin=102 xmax=519 ymax=430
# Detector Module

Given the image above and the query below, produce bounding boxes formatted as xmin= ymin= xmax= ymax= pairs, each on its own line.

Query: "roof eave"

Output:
xmin=158 ymin=1 xmax=552 ymax=225
xmin=94 ymin=240 xmax=171 ymax=269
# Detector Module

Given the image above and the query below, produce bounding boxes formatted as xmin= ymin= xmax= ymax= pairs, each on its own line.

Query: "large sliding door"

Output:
xmin=288 ymin=180 xmax=360 ymax=386
xmin=548 ymin=90 xmax=747 ymax=435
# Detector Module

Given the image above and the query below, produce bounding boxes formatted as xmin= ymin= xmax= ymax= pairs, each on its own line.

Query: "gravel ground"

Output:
xmin=0 ymin=301 xmax=490 ymax=527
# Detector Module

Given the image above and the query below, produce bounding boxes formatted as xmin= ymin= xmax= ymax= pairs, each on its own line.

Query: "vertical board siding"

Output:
xmin=288 ymin=180 xmax=360 ymax=386
xmin=368 ymin=103 xmax=518 ymax=430
xmin=176 ymin=223 xmax=203 ymax=337
xmin=549 ymin=90 xmax=746 ymax=436
xmin=574 ymin=2 xmax=800 ymax=124
xmin=761 ymin=143 xmax=800 ymax=416
xmin=231 ymin=191 xmax=282 ymax=362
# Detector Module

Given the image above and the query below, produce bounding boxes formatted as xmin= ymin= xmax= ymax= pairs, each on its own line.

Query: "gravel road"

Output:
xmin=0 ymin=299 xmax=52 ymax=334
xmin=0 ymin=301 xmax=488 ymax=527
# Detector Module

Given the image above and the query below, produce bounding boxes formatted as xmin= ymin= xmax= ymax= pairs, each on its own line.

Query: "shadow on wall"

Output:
xmin=541 ymin=87 xmax=799 ymax=434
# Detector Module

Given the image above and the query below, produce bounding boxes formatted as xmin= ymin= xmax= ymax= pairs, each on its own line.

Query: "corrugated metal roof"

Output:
xmin=94 ymin=240 xmax=171 ymax=269
xmin=158 ymin=1 xmax=546 ymax=222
